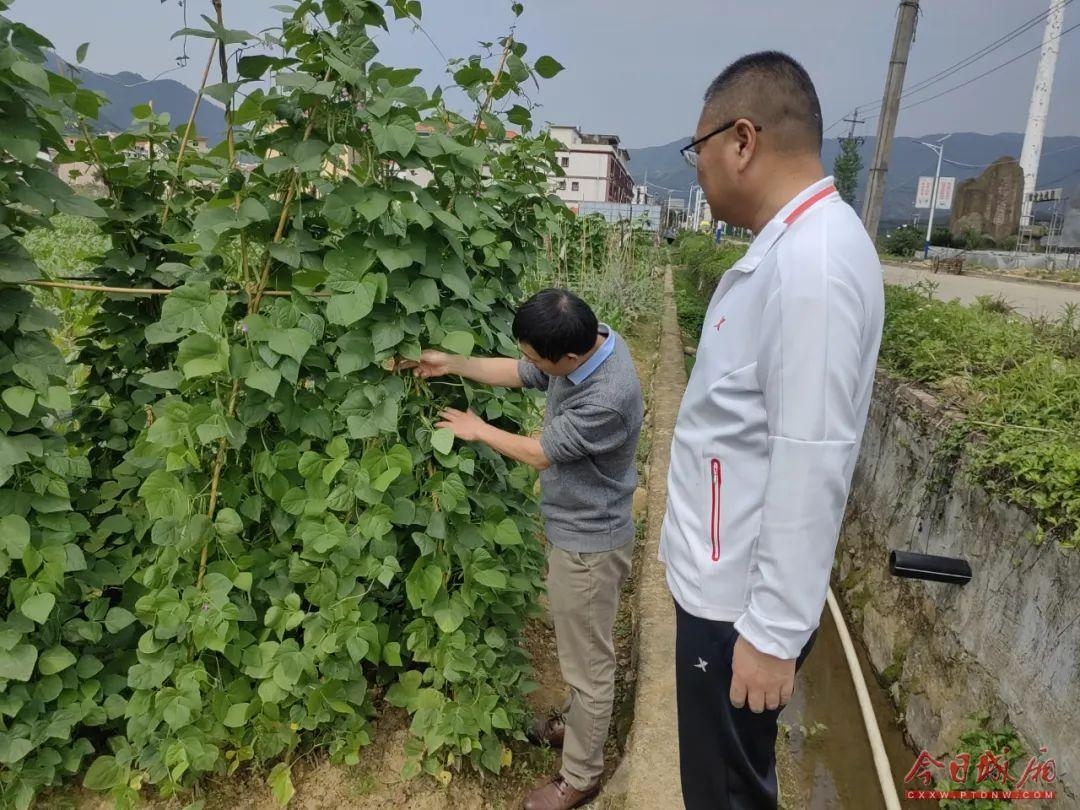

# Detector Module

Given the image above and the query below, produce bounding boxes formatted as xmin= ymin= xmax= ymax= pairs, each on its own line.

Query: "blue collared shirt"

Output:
xmin=567 ymin=324 xmax=614 ymax=385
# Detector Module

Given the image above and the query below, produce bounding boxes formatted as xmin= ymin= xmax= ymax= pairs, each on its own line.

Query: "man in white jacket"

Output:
xmin=660 ymin=52 xmax=884 ymax=808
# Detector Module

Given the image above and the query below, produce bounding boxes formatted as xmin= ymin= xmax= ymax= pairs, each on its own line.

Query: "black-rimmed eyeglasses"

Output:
xmin=680 ymin=119 xmax=763 ymax=168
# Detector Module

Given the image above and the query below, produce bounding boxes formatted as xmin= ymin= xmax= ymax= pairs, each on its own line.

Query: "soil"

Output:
xmin=52 ymin=314 xmax=664 ymax=810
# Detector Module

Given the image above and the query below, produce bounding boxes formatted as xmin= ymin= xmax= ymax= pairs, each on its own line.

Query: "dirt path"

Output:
xmin=622 ymin=268 xmax=686 ymax=810
xmin=882 ymin=261 xmax=1080 ymax=318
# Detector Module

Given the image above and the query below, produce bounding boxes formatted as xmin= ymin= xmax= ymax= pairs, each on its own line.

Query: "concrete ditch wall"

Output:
xmin=835 ymin=374 xmax=1080 ymax=807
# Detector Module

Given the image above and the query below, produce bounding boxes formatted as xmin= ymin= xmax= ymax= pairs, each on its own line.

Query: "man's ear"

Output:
xmin=734 ymin=119 xmax=758 ymax=164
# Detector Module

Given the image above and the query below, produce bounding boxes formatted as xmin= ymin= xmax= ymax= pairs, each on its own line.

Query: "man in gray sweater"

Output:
xmin=405 ymin=288 xmax=643 ymax=810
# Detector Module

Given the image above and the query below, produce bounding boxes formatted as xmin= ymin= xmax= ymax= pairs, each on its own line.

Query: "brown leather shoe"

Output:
xmin=522 ymin=774 xmax=600 ymax=810
xmin=526 ymin=713 xmax=565 ymax=749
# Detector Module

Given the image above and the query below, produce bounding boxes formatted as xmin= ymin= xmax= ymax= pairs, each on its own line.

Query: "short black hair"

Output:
xmin=704 ymin=51 xmax=822 ymax=154
xmin=513 ymin=289 xmax=598 ymax=361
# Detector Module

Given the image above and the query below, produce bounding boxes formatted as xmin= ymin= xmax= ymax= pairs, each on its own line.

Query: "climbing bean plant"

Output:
xmin=0 ymin=0 xmax=568 ymax=806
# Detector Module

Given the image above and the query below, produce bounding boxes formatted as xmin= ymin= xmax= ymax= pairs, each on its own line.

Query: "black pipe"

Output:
xmin=889 ymin=550 xmax=972 ymax=586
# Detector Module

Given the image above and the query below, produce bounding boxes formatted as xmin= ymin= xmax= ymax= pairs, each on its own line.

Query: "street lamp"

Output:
xmin=919 ymin=134 xmax=952 ymax=259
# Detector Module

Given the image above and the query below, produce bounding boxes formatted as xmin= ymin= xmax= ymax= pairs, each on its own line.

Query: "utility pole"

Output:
xmin=1019 ymin=0 xmax=1066 ymax=227
xmin=861 ymin=0 xmax=920 ymax=240
xmin=843 ymin=108 xmax=867 ymax=140
xmin=919 ymin=134 xmax=951 ymax=259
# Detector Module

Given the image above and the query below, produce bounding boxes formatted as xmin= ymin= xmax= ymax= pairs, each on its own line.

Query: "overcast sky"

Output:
xmin=9 ymin=0 xmax=1080 ymax=151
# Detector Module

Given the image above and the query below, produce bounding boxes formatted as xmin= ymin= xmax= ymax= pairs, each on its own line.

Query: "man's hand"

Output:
xmin=729 ymin=635 xmax=796 ymax=713
xmin=398 ymin=349 xmax=458 ymax=379
xmin=436 ymin=408 xmax=488 ymax=442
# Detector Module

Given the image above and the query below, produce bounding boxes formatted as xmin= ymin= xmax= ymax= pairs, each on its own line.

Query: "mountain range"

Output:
xmin=627 ymin=133 xmax=1080 ymax=229
xmin=48 ymin=54 xmax=227 ymax=144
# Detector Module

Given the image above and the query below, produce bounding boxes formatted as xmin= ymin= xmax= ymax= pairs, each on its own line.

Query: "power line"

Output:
xmin=863 ymin=0 xmax=1073 ymax=114
xmin=898 ymin=18 xmax=1080 ymax=113
xmin=834 ymin=0 xmax=1072 ymax=133
xmin=1043 ymin=165 xmax=1080 ymax=186
xmin=861 ymin=16 xmax=1080 ymax=125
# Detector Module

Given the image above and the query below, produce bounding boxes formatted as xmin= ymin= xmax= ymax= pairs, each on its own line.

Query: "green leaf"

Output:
xmin=441 ymin=331 xmax=474 ymax=356
xmin=145 ymin=283 xmax=228 ymax=344
xmin=37 ymin=645 xmax=77 ymax=676
xmin=0 ymin=515 xmax=30 ymax=557
xmin=357 ymin=504 xmax=394 ymax=539
xmin=405 ymin=561 xmax=443 ymax=609
xmin=370 ymin=122 xmax=416 ymax=157
xmin=433 ymin=600 xmax=466 ymax=633
xmin=494 ymin=518 xmax=522 ymax=546
xmin=174 ymin=15 xmax=256 ymax=45
xmin=534 ymin=55 xmax=564 ymax=79
xmin=2 ymin=387 xmax=35 ymax=417
xmin=383 ymin=641 xmax=402 ymax=667
xmin=268 ymin=328 xmax=314 ymax=363
xmin=12 ymin=61 xmax=49 ymax=91
xmin=507 ymin=104 xmax=532 ymax=128
xmin=141 ymin=370 xmax=183 ymax=389
xmin=372 ymin=321 xmax=404 ymax=353
xmin=76 ymin=42 xmax=90 ymax=63
xmin=470 ymin=229 xmax=497 ymax=248
xmin=377 ymin=245 xmax=414 ymax=271
xmin=431 ymin=428 xmax=455 ymax=455
xmin=20 ymin=592 xmax=55 ymax=624
xmin=268 ymin=762 xmax=296 ymax=807
xmin=105 ymin=607 xmax=137 ymax=634
xmin=246 ymin=366 xmax=282 ymax=396
xmin=292 ymin=139 xmax=328 ymax=173
xmin=326 ymin=286 xmax=375 ymax=327
xmin=237 ymin=55 xmax=277 ymax=79
xmin=177 ymin=333 xmax=230 ymax=379
xmin=474 ymin=569 xmax=507 ymax=589
xmin=0 ymin=645 xmax=37 ymax=682
xmin=140 ymin=469 xmax=189 ymax=520
xmin=355 ymin=190 xmax=391 ymax=222
xmin=204 ymin=81 xmax=242 ymax=105
xmin=215 ymin=508 xmax=243 ymax=536
xmin=83 ymin=755 xmax=124 ymax=791
xmin=394 ymin=278 xmax=439 ymax=315
xmin=223 ymin=702 xmax=249 ymax=728
xmin=0 ymin=735 xmax=33 ymax=765
xmin=40 ymin=386 xmax=71 ymax=413
xmin=386 ymin=670 xmax=422 ymax=708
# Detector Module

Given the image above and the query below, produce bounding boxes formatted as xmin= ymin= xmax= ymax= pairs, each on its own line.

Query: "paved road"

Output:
xmin=882 ymin=262 xmax=1080 ymax=319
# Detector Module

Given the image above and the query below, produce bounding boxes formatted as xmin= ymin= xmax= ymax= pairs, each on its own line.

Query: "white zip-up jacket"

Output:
xmin=660 ymin=177 xmax=884 ymax=660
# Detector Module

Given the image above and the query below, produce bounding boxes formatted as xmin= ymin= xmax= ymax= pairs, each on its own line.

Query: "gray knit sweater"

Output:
xmin=519 ymin=328 xmax=643 ymax=552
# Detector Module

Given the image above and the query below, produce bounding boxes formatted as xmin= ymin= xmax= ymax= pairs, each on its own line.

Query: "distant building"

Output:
xmin=631 ymin=185 xmax=652 ymax=205
xmin=549 ymin=125 xmax=633 ymax=205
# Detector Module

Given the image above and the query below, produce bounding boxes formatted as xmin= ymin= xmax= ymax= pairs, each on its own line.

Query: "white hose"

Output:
xmin=825 ymin=587 xmax=903 ymax=810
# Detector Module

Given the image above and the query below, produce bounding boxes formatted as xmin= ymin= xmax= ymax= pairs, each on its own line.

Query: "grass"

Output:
xmin=670 ymin=233 xmax=748 ymax=372
xmin=18 ymin=212 xmax=110 ymax=355
xmin=527 ymin=217 xmax=664 ymax=337
xmin=881 ymin=282 xmax=1080 ymax=547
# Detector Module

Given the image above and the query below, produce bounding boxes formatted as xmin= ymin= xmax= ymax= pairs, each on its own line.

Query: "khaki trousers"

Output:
xmin=546 ymin=541 xmax=634 ymax=790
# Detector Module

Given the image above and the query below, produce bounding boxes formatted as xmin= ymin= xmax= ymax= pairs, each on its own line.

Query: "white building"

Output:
xmin=549 ymin=125 xmax=633 ymax=207
xmin=632 ymin=185 xmax=652 ymax=205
